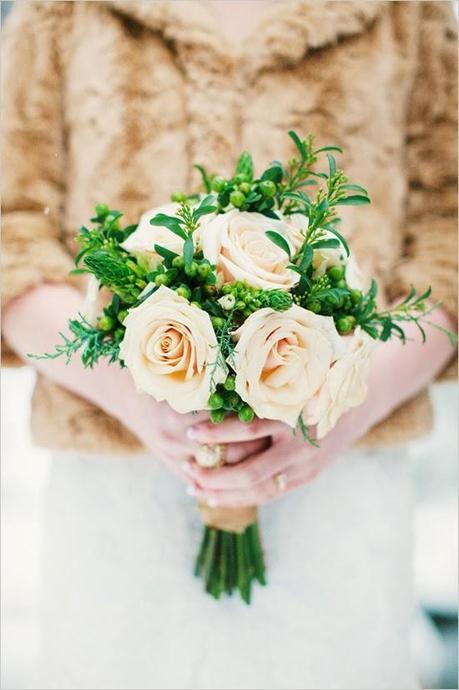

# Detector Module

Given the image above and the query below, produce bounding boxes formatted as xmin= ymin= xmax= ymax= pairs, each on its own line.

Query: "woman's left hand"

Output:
xmin=185 ymin=410 xmax=362 ymax=507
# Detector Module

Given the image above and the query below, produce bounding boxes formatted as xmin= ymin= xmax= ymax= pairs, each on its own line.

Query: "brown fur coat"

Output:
xmin=2 ymin=0 xmax=457 ymax=453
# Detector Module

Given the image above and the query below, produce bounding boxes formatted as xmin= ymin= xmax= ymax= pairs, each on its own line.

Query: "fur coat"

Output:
xmin=2 ymin=0 xmax=457 ymax=452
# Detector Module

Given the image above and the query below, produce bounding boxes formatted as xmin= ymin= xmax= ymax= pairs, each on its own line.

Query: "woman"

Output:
xmin=2 ymin=1 xmax=457 ymax=688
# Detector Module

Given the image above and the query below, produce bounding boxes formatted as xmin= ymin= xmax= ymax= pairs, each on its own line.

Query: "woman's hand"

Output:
xmin=2 ymin=283 xmax=267 ymax=485
xmin=184 ymin=304 xmax=456 ymax=507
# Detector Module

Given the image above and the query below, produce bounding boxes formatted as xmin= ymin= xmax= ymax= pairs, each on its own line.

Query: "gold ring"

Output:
xmin=274 ymin=472 xmax=287 ymax=492
xmin=194 ymin=443 xmax=227 ymax=469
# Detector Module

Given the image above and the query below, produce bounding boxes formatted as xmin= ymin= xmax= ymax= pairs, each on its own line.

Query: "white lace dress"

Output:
xmin=35 ymin=447 xmax=417 ymax=690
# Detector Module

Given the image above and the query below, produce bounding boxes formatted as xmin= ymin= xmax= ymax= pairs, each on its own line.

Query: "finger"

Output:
xmin=190 ymin=439 xmax=316 ymax=491
xmin=187 ymin=416 xmax=286 ymax=445
xmin=225 ymin=438 xmax=270 ymax=464
xmin=196 ymin=457 xmax=325 ymax=508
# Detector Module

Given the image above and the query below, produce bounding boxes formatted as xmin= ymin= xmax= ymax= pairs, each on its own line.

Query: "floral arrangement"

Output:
xmin=33 ymin=131 xmax=446 ymax=604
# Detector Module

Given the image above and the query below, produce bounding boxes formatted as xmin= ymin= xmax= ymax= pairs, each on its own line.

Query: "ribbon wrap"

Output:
xmin=198 ymin=504 xmax=257 ymax=534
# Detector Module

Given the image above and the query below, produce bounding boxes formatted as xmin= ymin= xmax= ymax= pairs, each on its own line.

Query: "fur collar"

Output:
xmin=110 ymin=1 xmax=385 ymax=72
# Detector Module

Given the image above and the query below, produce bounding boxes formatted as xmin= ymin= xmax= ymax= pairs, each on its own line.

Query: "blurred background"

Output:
xmin=1 ymin=1 xmax=457 ymax=689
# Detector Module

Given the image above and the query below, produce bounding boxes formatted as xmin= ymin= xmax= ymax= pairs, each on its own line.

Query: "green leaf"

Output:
xmin=192 ymin=194 xmax=217 ymax=221
xmin=322 ymin=226 xmax=350 ymax=256
xmin=265 ymin=230 xmax=291 ymax=258
xmin=194 ymin=164 xmax=212 ymax=193
xmin=183 ymin=236 xmax=194 ymax=268
xmin=298 ymin=244 xmax=313 ymax=271
xmin=154 ymin=244 xmax=179 ymax=261
xmin=314 ymin=145 xmax=343 ymax=154
xmin=236 ymin=152 xmax=254 ymax=180
xmin=311 ymin=238 xmax=341 ymax=250
xmin=288 ymin=130 xmax=307 ymax=159
xmin=341 ymin=184 xmax=369 ymax=194
xmin=69 ymin=268 xmax=90 ymax=275
xmin=336 ymin=195 xmax=371 ymax=206
xmin=123 ymin=224 xmax=138 ymax=238
xmin=259 ymin=209 xmax=281 ymax=220
xmin=326 ymin=154 xmax=336 ymax=177
xmin=150 ymin=213 xmax=187 ymax=240
xmin=260 ymin=163 xmax=284 ymax=183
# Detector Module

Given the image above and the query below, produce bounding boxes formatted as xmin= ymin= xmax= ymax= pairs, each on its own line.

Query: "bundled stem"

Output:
xmin=194 ymin=522 xmax=266 ymax=604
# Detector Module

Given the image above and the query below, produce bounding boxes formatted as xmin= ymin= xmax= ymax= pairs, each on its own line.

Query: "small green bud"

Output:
xmin=325 ymin=292 xmax=342 ymax=307
xmin=336 ymin=279 xmax=347 ymax=290
xmin=327 ymin=265 xmax=345 ymax=282
xmin=210 ymin=408 xmax=226 ymax=424
xmin=225 ymin=392 xmax=240 ymax=409
xmin=96 ymin=203 xmax=109 ymax=218
xmin=230 ymin=190 xmax=246 ymax=208
xmin=337 ymin=317 xmax=353 ymax=335
xmin=259 ymin=180 xmax=277 ymax=198
xmin=208 ymin=392 xmax=225 ymax=409
xmin=211 ymin=176 xmax=226 ymax=193
xmin=235 ymin=300 xmax=246 ymax=311
xmin=350 ymin=289 xmax=363 ymax=304
xmin=98 ymin=315 xmax=115 ymax=331
xmin=172 ymin=256 xmax=185 ymax=269
xmin=267 ymin=291 xmax=293 ymax=311
xmin=117 ymin=310 xmax=128 ymax=323
xmin=171 ymin=191 xmax=187 ymax=203
xmin=222 ymin=284 xmax=233 ymax=295
xmin=176 ymin=285 xmax=191 ymax=300
xmin=238 ymin=405 xmax=255 ymax=424
xmin=211 ymin=316 xmax=225 ymax=329
xmin=223 ymin=375 xmax=236 ymax=391
xmin=243 ymin=308 xmax=252 ymax=317
xmin=306 ymin=299 xmax=322 ymax=314
xmin=347 ymin=315 xmax=357 ymax=328
xmin=185 ymin=262 xmax=198 ymax=278
xmin=234 ymin=173 xmax=248 ymax=184
xmin=155 ymin=273 xmax=170 ymax=287
xmin=197 ymin=263 xmax=211 ymax=280
xmin=239 ymin=182 xmax=251 ymax=195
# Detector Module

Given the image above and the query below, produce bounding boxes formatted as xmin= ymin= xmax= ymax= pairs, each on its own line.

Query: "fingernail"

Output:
xmin=181 ymin=460 xmax=193 ymax=474
xmin=186 ymin=426 xmax=199 ymax=441
xmin=186 ymin=484 xmax=196 ymax=497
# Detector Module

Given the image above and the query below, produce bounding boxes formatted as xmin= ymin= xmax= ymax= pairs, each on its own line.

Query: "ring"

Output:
xmin=194 ymin=443 xmax=227 ymax=469
xmin=274 ymin=472 xmax=287 ymax=492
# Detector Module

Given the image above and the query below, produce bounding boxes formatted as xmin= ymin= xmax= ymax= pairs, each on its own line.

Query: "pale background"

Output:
xmin=1 ymin=1 xmax=457 ymax=689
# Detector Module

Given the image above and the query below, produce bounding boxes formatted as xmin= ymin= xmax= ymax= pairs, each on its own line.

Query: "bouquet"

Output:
xmin=33 ymin=131 xmax=449 ymax=604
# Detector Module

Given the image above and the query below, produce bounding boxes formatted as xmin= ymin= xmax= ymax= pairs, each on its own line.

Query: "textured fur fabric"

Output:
xmin=2 ymin=0 xmax=457 ymax=453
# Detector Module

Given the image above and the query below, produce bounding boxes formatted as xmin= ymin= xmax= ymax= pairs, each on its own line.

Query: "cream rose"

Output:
xmin=119 ymin=285 xmax=227 ymax=413
xmin=231 ymin=305 xmax=345 ymax=427
xmin=200 ymin=210 xmax=299 ymax=290
xmin=305 ymin=326 xmax=374 ymax=438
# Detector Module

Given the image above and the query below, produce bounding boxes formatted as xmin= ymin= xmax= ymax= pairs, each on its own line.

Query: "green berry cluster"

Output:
xmin=297 ymin=264 xmax=362 ymax=334
xmin=220 ymin=282 xmax=293 ymax=317
xmin=207 ymin=163 xmax=279 ymax=216
xmin=208 ymin=376 xmax=255 ymax=424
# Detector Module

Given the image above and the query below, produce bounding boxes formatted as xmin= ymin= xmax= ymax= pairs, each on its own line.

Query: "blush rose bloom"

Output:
xmin=312 ymin=241 xmax=364 ymax=290
xmin=231 ymin=305 xmax=345 ymax=427
xmin=305 ymin=326 xmax=375 ymax=438
xmin=200 ymin=210 xmax=299 ymax=291
xmin=119 ymin=285 xmax=227 ymax=414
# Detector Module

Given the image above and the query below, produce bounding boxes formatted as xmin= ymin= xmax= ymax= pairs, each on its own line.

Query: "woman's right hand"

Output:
xmin=2 ymin=283 xmax=269 ymax=488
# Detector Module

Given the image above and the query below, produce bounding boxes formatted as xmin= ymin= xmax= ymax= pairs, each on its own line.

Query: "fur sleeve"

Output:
xmin=390 ymin=2 xmax=457 ymax=378
xmin=1 ymin=2 xmax=75 ymax=365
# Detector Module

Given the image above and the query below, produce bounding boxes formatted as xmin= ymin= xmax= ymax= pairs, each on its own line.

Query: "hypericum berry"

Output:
xmin=337 ymin=316 xmax=354 ymax=334
xmin=96 ymin=203 xmax=109 ymax=218
xmin=98 ymin=315 xmax=115 ymax=331
xmin=239 ymin=182 xmax=251 ymax=195
xmin=172 ymin=256 xmax=185 ymax=269
xmin=190 ymin=301 xmax=201 ymax=309
xmin=176 ymin=285 xmax=191 ymax=300
xmin=211 ymin=316 xmax=225 ymax=329
xmin=223 ymin=375 xmax=236 ymax=391
xmin=225 ymin=392 xmax=240 ymax=409
xmin=327 ymin=265 xmax=345 ymax=282
xmin=221 ymin=284 xmax=233 ymax=295
xmin=234 ymin=173 xmax=248 ymax=185
xmin=305 ymin=299 xmax=322 ymax=314
xmin=197 ymin=263 xmax=211 ymax=280
xmin=208 ymin=392 xmax=225 ymax=409
xmin=259 ymin=180 xmax=277 ymax=198
xmin=117 ymin=310 xmax=128 ymax=324
xmin=211 ymin=176 xmax=226 ymax=193
xmin=171 ymin=191 xmax=187 ymax=202
xmin=350 ymin=288 xmax=363 ymax=304
xmin=238 ymin=405 xmax=255 ymax=423
xmin=154 ymin=273 xmax=170 ymax=286
xmin=185 ymin=262 xmax=198 ymax=278
xmin=235 ymin=300 xmax=246 ymax=311
xmin=210 ymin=409 xmax=226 ymax=424
xmin=336 ymin=279 xmax=347 ymax=290
xmin=230 ymin=190 xmax=246 ymax=208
